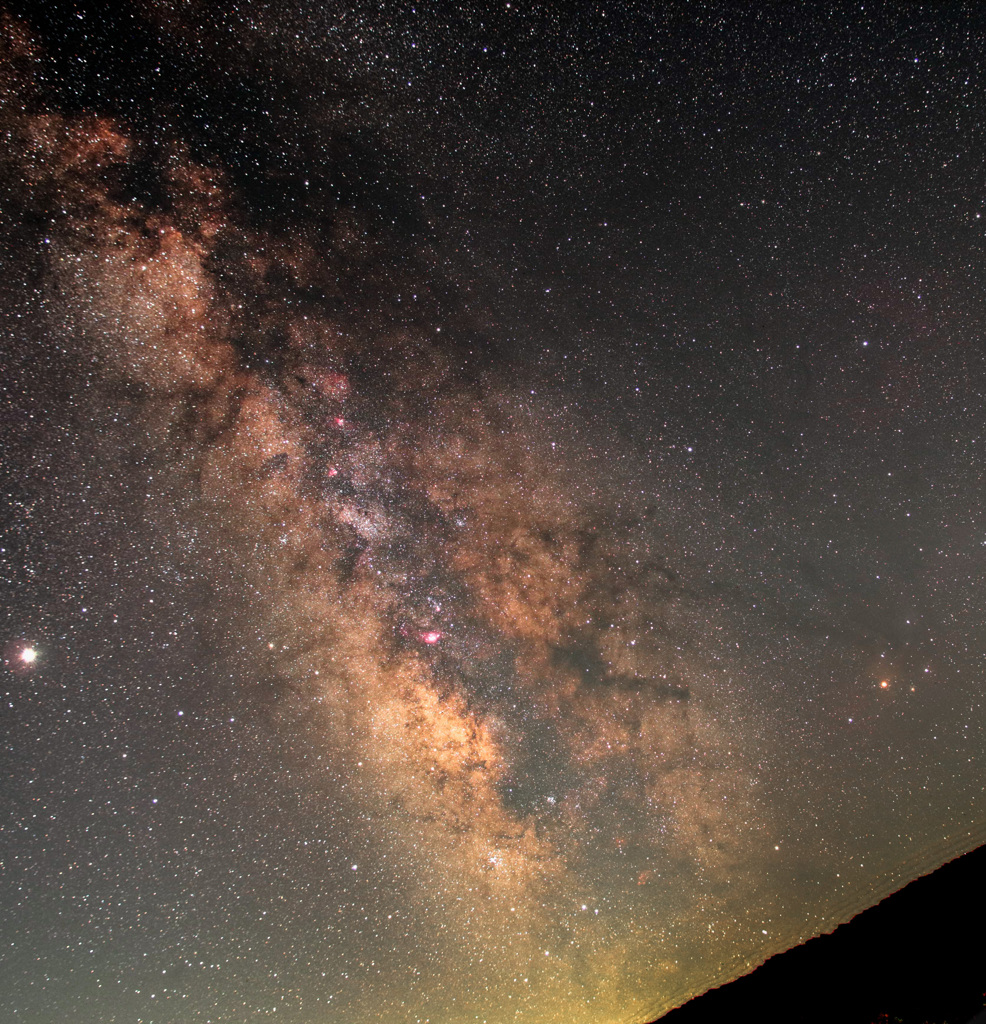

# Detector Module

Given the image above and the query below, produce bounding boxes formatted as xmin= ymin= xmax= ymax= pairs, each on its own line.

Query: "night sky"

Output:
xmin=1 ymin=3 xmax=984 ymax=1023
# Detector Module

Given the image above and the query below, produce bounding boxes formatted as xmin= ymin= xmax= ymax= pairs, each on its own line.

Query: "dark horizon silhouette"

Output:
xmin=659 ymin=842 xmax=986 ymax=1024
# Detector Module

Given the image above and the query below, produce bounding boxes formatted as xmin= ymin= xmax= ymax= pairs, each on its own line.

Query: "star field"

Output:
xmin=1 ymin=4 xmax=984 ymax=1023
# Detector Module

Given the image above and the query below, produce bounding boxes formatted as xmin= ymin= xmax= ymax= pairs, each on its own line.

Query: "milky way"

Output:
xmin=1 ymin=5 xmax=984 ymax=1023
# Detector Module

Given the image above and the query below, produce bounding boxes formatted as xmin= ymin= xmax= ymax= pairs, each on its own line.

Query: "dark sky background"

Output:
xmin=1 ymin=3 xmax=983 ymax=1023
